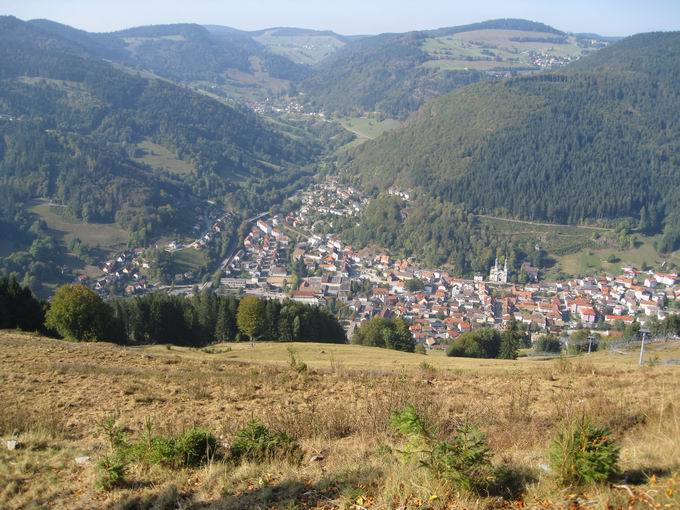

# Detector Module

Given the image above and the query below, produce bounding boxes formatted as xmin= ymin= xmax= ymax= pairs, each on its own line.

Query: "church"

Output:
xmin=489 ymin=257 xmax=509 ymax=283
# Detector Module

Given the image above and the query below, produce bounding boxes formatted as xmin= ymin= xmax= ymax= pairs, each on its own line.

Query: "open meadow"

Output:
xmin=478 ymin=215 xmax=680 ymax=279
xmin=30 ymin=200 xmax=129 ymax=257
xmin=1 ymin=332 xmax=679 ymax=509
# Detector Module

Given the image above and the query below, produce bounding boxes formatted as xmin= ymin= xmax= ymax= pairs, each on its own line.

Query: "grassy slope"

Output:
xmin=1 ymin=331 xmax=678 ymax=509
xmin=29 ymin=200 xmax=129 ymax=279
xmin=339 ymin=117 xmax=403 ymax=141
xmin=138 ymin=340 xmax=680 ymax=372
xmin=421 ymin=30 xmax=585 ymax=73
xmin=253 ymin=32 xmax=346 ymax=65
xmin=30 ymin=201 xmax=129 ymax=248
xmin=168 ymin=249 xmax=209 ymax=274
xmin=133 ymin=140 xmax=196 ymax=175
xmin=480 ymin=216 xmax=680 ymax=278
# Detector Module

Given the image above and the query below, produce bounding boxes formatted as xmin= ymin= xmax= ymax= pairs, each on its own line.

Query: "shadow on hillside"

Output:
xmin=196 ymin=467 xmax=378 ymax=510
xmin=112 ymin=467 xmax=378 ymax=510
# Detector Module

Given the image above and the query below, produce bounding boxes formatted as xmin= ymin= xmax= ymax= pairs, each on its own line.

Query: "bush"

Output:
xmin=95 ymin=419 xmax=218 ymax=491
xmin=130 ymin=428 xmax=218 ymax=468
xmin=414 ymin=344 xmax=427 ymax=355
xmin=447 ymin=328 xmax=501 ymax=359
xmin=230 ymin=420 xmax=301 ymax=463
xmin=549 ymin=418 xmax=620 ymax=486
xmin=390 ymin=406 xmax=493 ymax=493
xmin=96 ymin=454 xmax=128 ymax=491
xmin=534 ymin=334 xmax=562 ymax=354
xmin=430 ymin=425 xmax=493 ymax=492
xmin=286 ymin=347 xmax=308 ymax=373
xmin=352 ymin=317 xmax=415 ymax=352
xmin=174 ymin=428 xmax=219 ymax=467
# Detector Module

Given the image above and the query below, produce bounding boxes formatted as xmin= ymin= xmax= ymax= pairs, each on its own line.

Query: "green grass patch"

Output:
xmin=253 ymin=32 xmax=346 ymax=65
xmin=169 ymin=248 xmax=208 ymax=274
xmin=134 ymin=140 xmax=195 ymax=175
xmin=339 ymin=117 xmax=402 ymax=141
xmin=478 ymin=215 xmax=680 ymax=278
xmin=29 ymin=200 xmax=129 ymax=255
xmin=421 ymin=30 xmax=584 ymax=71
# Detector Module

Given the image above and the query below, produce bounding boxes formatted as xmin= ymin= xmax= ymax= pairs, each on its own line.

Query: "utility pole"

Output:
xmin=639 ymin=329 xmax=649 ymax=366
xmin=588 ymin=334 xmax=594 ymax=354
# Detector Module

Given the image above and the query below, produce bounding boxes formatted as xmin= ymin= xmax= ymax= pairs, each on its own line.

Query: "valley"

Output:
xmin=1 ymin=6 xmax=680 ymax=509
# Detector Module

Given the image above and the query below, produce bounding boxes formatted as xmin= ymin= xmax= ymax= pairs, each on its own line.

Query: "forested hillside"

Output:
xmin=301 ymin=19 xmax=605 ymax=118
xmin=344 ymin=31 xmax=680 ymax=257
xmin=0 ymin=16 xmax=330 ymax=288
xmin=28 ymin=20 xmax=308 ymax=85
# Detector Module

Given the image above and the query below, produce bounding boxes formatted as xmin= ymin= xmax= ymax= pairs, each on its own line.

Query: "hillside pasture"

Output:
xmin=421 ymin=30 xmax=585 ymax=72
xmin=29 ymin=200 xmax=129 ymax=256
xmin=337 ymin=117 xmax=403 ymax=153
xmin=168 ymin=248 xmax=209 ymax=274
xmin=133 ymin=139 xmax=196 ymax=175
xmin=0 ymin=332 xmax=678 ymax=509
xmin=254 ymin=31 xmax=346 ymax=65
xmin=479 ymin=215 xmax=680 ymax=278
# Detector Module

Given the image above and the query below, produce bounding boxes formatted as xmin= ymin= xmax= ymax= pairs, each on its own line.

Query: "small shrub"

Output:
xmin=96 ymin=416 xmax=129 ymax=491
xmin=174 ymin=428 xmax=218 ymax=467
xmin=126 ymin=424 xmax=218 ymax=468
xmin=533 ymin=335 xmax=562 ymax=354
xmin=390 ymin=405 xmax=493 ymax=493
xmin=286 ymin=347 xmax=308 ymax=373
xmin=549 ymin=418 xmax=620 ymax=486
xmin=414 ymin=344 xmax=427 ymax=355
xmin=141 ymin=436 xmax=179 ymax=467
xmin=99 ymin=415 xmax=126 ymax=449
xmin=96 ymin=453 xmax=127 ymax=491
xmin=230 ymin=420 xmax=301 ymax=463
xmin=419 ymin=361 xmax=437 ymax=378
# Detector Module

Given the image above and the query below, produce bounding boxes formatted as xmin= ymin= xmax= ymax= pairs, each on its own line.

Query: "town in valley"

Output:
xmin=76 ymin=177 xmax=680 ymax=349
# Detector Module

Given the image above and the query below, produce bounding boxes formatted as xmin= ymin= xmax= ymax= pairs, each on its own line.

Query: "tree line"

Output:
xmin=0 ymin=278 xmax=347 ymax=346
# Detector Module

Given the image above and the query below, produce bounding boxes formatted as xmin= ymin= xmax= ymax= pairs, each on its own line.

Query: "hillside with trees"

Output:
xmin=301 ymin=19 xmax=606 ymax=118
xmin=0 ymin=16 xmax=331 ymax=287
xmin=344 ymin=31 xmax=680 ymax=258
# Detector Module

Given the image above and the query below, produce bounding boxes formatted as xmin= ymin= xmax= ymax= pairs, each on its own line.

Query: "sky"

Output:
xmin=2 ymin=0 xmax=680 ymax=36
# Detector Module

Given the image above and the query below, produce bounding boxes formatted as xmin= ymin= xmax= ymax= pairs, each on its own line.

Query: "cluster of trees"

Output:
xmin=39 ymin=285 xmax=346 ymax=346
xmin=447 ymin=321 xmax=528 ymax=360
xmin=351 ymin=317 xmax=415 ymax=352
xmin=649 ymin=315 xmax=680 ymax=338
xmin=0 ymin=277 xmax=45 ymax=332
xmin=340 ymin=195 xmax=546 ymax=277
xmin=1 ymin=278 xmax=349 ymax=345
xmin=533 ymin=334 xmax=563 ymax=353
xmin=0 ymin=195 xmax=63 ymax=295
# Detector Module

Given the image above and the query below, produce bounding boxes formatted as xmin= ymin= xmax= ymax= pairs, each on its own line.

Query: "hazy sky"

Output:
xmin=2 ymin=0 xmax=680 ymax=36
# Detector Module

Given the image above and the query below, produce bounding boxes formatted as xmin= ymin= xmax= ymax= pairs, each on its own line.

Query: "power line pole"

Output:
xmin=639 ymin=329 xmax=649 ymax=366
xmin=588 ymin=334 xmax=594 ymax=354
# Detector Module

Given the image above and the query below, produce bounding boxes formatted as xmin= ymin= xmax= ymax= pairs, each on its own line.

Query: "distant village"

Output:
xmin=74 ymin=177 xmax=680 ymax=348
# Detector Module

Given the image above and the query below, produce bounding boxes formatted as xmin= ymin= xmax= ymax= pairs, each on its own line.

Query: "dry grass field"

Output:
xmin=1 ymin=331 xmax=679 ymax=509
